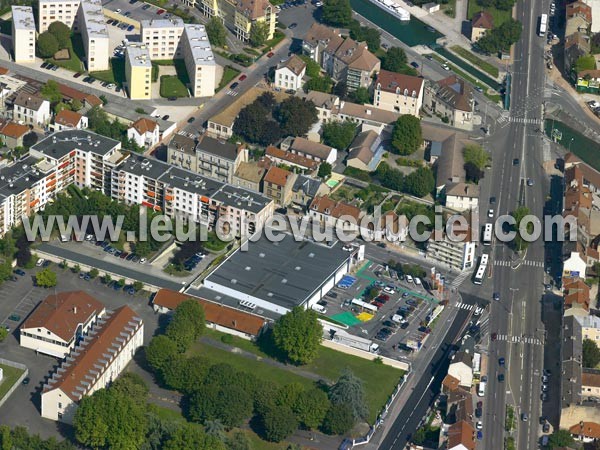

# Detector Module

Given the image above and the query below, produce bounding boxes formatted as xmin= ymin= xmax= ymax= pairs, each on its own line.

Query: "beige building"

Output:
xmin=302 ymin=23 xmax=343 ymax=65
xmin=125 ymin=42 xmax=152 ymax=100
xmin=233 ymin=161 xmax=267 ymax=192
xmin=578 ymin=315 xmax=600 ymax=342
xmin=20 ymin=291 xmax=105 ymax=358
xmin=445 ymin=182 xmax=480 ymax=211
xmin=322 ymin=36 xmax=380 ymax=91
xmin=180 ymin=24 xmax=218 ymax=98
xmin=426 ymin=220 xmax=476 ymax=272
xmin=373 ymin=70 xmax=424 ymax=116
xmin=280 ymin=136 xmax=337 ymax=165
xmin=140 ymin=17 xmax=185 ymax=60
xmin=127 ymin=118 xmax=160 ymax=148
xmin=448 ymin=351 xmax=473 ymax=388
xmin=582 ymin=369 xmax=600 ymax=400
xmin=346 ymin=130 xmax=383 ymax=172
xmin=41 ymin=305 xmax=144 ymax=423
xmin=13 ymin=92 xmax=51 ymax=126
xmin=470 ymin=11 xmax=493 ymax=42
xmin=262 ymin=166 xmax=297 ymax=206
xmin=200 ymin=0 xmax=276 ymax=42
xmin=77 ymin=0 xmax=110 ymax=72
xmin=12 ymin=6 xmax=35 ymax=64
xmin=309 ymin=195 xmax=362 ymax=232
xmin=38 ymin=0 xmax=80 ymax=32
xmin=275 ymin=55 xmax=306 ymax=91
xmin=424 ymin=76 xmax=474 ymax=131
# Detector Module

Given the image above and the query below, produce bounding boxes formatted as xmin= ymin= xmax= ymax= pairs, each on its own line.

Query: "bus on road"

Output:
xmin=482 ymin=223 xmax=493 ymax=246
xmin=539 ymin=14 xmax=548 ymax=36
xmin=473 ymin=254 xmax=489 ymax=285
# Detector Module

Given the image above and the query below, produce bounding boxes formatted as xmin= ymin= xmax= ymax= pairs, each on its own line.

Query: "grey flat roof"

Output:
xmin=80 ymin=0 xmax=108 ymax=37
xmin=126 ymin=43 xmax=152 ymax=68
xmin=204 ymin=233 xmax=351 ymax=310
xmin=197 ymin=135 xmax=238 ymax=161
xmin=31 ymin=130 xmax=120 ymax=159
xmin=211 ymin=183 xmax=272 ymax=214
xmin=0 ymin=156 xmax=44 ymax=200
xmin=140 ymin=17 xmax=184 ymax=29
xmin=182 ymin=24 xmax=216 ymax=66
xmin=12 ymin=6 xmax=35 ymax=30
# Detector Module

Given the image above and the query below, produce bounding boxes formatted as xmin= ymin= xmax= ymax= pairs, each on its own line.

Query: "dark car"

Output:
xmin=326 ymin=291 xmax=338 ymax=298
xmin=543 ymin=422 xmax=550 ymax=433
xmin=289 ymin=23 xmax=297 ymax=29
xmin=51 ymin=65 xmax=59 ymax=71
xmin=22 ymin=377 xmax=30 ymax=385
xmin=400 ymin=322 xmax=409 ymax=329
xmin=168 ymin=97 xmax=177 ymax=101
xmin=162 ymin=115 xmax=170 ymax=120
xmin=239 ymin=74 xmax=247 ymax=81
xmin=142 ymin=3 xmax=151 ymax=9
xmin=73 ymin=72 xmax=83 ymax=78
xmin=490 ymin=196 xmax=496 ymax=204
xmin=410 ymin=61 xmax=419 ymax=68
xmin=475 ymin=408 xmax=482 ymax=418
xmin=41 ymin=62 xmax=49 ymax=69
xmin=126 ymin=254 xmax=135 ymax=261
xmin=499 ymin=357 xmax=505 ymax=366
xmin=382 ymin=320 xmax=398 ymax=329
xmin=230 ymin=82 xmax=239 ymax=89
xmin=498 ymin=373 xmax=505 ymax=382
xmin=186 ymin=118 xmax=195 ymax=125
xmin=493 ymin=292 xmax=500 ymax=301
xmin=491 ymin=332 xmax=497 ymax=341
xmin=513 ymin=158 xmax=520 ymax=165
xmin=43 ymin=260 xmax=51 ymax=267
xmin=127 ymin=25 xmax=135 ymax=31
xmin=14 ymin=269 xmax=25 ymax=276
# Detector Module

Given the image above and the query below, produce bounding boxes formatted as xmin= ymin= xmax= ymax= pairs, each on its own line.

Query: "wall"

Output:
xmin=321 ymin=339 xmax=410 ymax=371
xmin=0 ymin=358 xmax=28 ymax=409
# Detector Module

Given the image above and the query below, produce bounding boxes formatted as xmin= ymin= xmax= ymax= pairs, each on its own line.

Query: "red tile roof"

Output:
xmin=310 ymin=195 xmax=361 ymax=221
xmin=375 ymin=69 xmax=424 ymax=95
xmin=130 ymin=118 xmax=158 ymax=135
xmin=447 ymin=420 xmax=475 ymax=450
xmin=153 ymin=289 xmax=267 ymax=336
xmin=44 ymin=306 xmax=142 ymax=401
xmin=472 ymin=10 xmax=494 ymax=29
xmin=21 ymin=291 xmax=105 ymax=342
xmin=55 ymin=109 xmax=83 ymax=128
xmin=0 ymin=121 xmax=29 ymax=139
xmin=56 ymin=83 xmax=102 ymax=107
xmin=567 ymin=1 xmax=592 ymax=23
xmin=264 ymin=166 xmax=294 ymax=187
xmin=266 ymin=146 xmax=319 ymax=170
xmin=569 ymin=421 xmax=600 ymax=439
xmin=564 ymin=279 xmax=590 ymax=311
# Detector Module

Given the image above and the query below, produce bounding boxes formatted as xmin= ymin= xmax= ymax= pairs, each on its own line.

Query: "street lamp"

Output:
xmin=568 ymin=137 xmax=574 ymax=152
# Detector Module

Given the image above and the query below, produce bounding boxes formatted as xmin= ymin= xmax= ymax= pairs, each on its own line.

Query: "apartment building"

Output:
xmin=180 ymin=24 xmax=217 ymax=98
xmin=280 ymin=136 xmax=337 ymax=165
xmin=426 ymin=219 xmax=476 ymax=271
xmin=200 ymin=0 xmax=276 ymax=42
xmin=322 ymin=37 xmax=380 ymax=91
xmin=13 ymin=92 xmax=51 ymax=126
xmin=373 ymin=69 xmax=424 ymax=116
xmin=140 ymin=18 xmax=184 ymax=60
xmin=262 ymin=166 xmax=297 ymax=206
xmin=38 ymin=0 xmax=80 ymax=32
xmin=275 ymin=55 xmax=306 ymax=91
xmin=125 ymin=43 xmax=152 ymax=100
xmin=0 ymin=120 xmax=30 ymax=149
xmin=302 ymin=23 xmax=343 ymax=65
xmin=77 ymin=0 xmax=109 ymax=71
xmin=20 ymin=291 xmax=105 ymax=358
xmin=424 ymin=76 xmax=474 ymax=131
xmin=41 ymin=305 xmax=144 ymax=423
xmin=309 ymin=195 xmax=362 ymax=232
xmin=12 ymin=6 xmax=36 ymax=63
xmin=577 ymin=315 xmax=600 ymax=342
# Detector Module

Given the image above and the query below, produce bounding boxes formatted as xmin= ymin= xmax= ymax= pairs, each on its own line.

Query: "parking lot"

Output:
xmin=0 ymin=266 xmax=161 ymax=438
xmin=103 ymin=0 xmax=168 ymax=23
xmin=319 ymin=260 xmax=443 ymax=360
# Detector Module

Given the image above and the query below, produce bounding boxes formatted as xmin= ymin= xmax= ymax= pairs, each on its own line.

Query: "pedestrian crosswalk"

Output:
xmin=494 ymin=334 xmax=543 ymax=345
xmin=497 ymin=115 xmax=543 ymax=126
xmin=453 ymin=302 xmax=485 ymax=315
xmin=494 ymin=260 xmax=544 ymax=268
xmin=226 ymin=90 xmax=239 ymax=97
xmin=448 ymin=271 xmax=471 ymax=289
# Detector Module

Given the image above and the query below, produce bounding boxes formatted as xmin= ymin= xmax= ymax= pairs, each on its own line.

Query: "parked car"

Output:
xmin=127 ymin=25 xmax=135 ymax=31
xmin=230 ymin=82 xmax=239 ymax=89
xmin=14 ymin=269 xmax=25 ymax=276
xmin=73 ymin=72 xmax=83 ymax=78
xmin=239 ymin=74 xmax=247 ymax=81
xmin=162 ymin=115 xmax=170 ymax=120
xmin=157 ymin=8 xmax=165 ymax=14
xmin=187 ymin=117 xmax=196 ymax=123
xmin=267 ymin=52 xmax=274 ymax=58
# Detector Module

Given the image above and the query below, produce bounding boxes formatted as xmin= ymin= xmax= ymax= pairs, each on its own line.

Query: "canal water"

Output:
xmin=435 ymin=47 xmax=502 ymax=91
xmin=350 ymin=0 xmax=443 ymax=47
xmin=545 ymin=119 xmax=600 ymax=171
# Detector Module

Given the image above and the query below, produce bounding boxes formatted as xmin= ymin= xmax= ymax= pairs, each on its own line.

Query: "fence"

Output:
xmin=0 ymin=358 xmax=28 ymax=409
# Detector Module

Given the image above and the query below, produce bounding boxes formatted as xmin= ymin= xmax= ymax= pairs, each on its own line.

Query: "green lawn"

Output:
xmin=91 ymin=58 xmax=126 ymax=86
xmin=262 ymin=29 xmax=286 ymax=54
xmin=467 ymin=0 xmax=512 ymax=26
xmin=48 ymin=34 xmax=85 ymax=73
xmin=0 ymin=364 xmax=25 ymax=401
xmin=451 ymin=45 xmax=500 ymax=77
xmin=217 ymin=66 xmax=241 ymax=92
xmin=160 ymin=75 xmax=189 ymax=98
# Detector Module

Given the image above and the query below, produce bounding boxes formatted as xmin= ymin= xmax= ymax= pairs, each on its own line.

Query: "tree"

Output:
xmin=576 ymin=54 xmax=597 ymax=73
xmin=299 ymin=55 xmax=321 ymax=78
xmin=233 ymin=101 xmax=270 ymax=144
xmin=258 ymin=404 xmax=298 ymax=442
xmin=465 ymin=161 xmax=484 ymax=184
xmin=303 ymin=75 xmax=334 ymax=93
xmin=333 ymin=80 xmax=348 ymax=99
xmin=583 ymin=338 xmax=600 ymax=368
xmin=322 ymin=120 xmax=357 ymax=150
xmin=322 ymin=0 xmax=353 ymax=26
xmin=277 ymin=97 xmax=318 ymax=137
xmin=375 ymin=162 xmax=404 ymax=191
xmin=188 ymin=384 xmax=253 ymax=428
xmin=318 ymin=162 xmax=332 ymax=179
xmin=41 ymin=80 xmax=62 ymax=104
xmin=37 ymin=32 xmax=59 ymax=58
xmin=547 ymin=429 xmax=575 ymax=449
xmin=476 ymin=19 xmax=522 ymax=54
xmin=205 ymin=17 xmax=227 ymax=48
xmin=145 ymin=335 xmax=180 ymax=373
xmin=391 ymin=115 xmax=422 ymax=155
xmin=163 ymin=423 xmax=227 ymax=450
xmin=382 ymin=47 xmax=408 ymax=73
xmin=348 ymin=22 xmax=381 ymax=52
xmin=403 ymin=166 xmax=434 ymax=198
xmin=227 ymin=431 xmax=252 ymax=450
xmin=35 ymin=268 xmax=57 ymax=288
xmin=463 ymin=143 xmax=490 ymax=169
xmin=54 ymin=102 xmax=71 ymax=114
xmin=0 ymin=327 xmax=8 ymax=342
xmin=48 ymin=21 xmax=71 ymax=49
xmin=103 ymin=273 xmax=112 ymax=284
xmin=204 ymin=419 xmax=226 ymax=442
xmin=293 ymin=388 xmax=330 ymax=430
xmin=133 ymin=280 xmax=143 ymax=291
xmin=71 ymin=98 xmax=83 ymax=111
xmin=88 ymin=268 xmax=99 ymax=279
xmin=511 ymin=206 xmax=532 ymax=252
xmin=249 ymin=21 xmax=270 ymax=47
xmin=321 ymin=403 xmax=355 ymax=435
xmin=166 ymin=299 xmax=206 ymax=352
xmin=349 ymin=86 xmax=370 ymax=104
xmin=328 ymin=368 xmax=368 ymax=421
xmin=272 ymin=306 xmax=322 ymax=365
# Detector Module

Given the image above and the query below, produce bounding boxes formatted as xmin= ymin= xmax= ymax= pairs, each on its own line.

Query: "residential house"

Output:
xmin=566 ymin=14 xmax=591 ymax=37
xmin=309 ymin=194 xmax=362 ymax=232
xmin=262 ymin=166 xmax=297 ymax=206
xmin=127 ymin=118 xmax=160 ymax=149
xmin=281 ymin=136 xmax=337 ymax=165
xmin=151 ymin=289 xmax=267 ymax=340
xmin=332 ymin=100 xmax=400 ymax=132
xmin=321 ymin=36 xmax=380 ymax=91
xmin=580 ymin=0 xmax=598 ymax=32
xmin=56 ymin=83 xmax=103 ymax=109
xmin=195 ymin=134 xmax=247 ymax=183
xmin=470 ymin=11 xmax=493 ymax=42
xmin=562 ymin=315 xmax=583 ymax=408
xmin=266 ymin=146 xmax=319 ymax=173
xmin=563 ymin=278 xmax=591 ymax=317
xmin=564 ymin=32 xmax=591 ymax=74
xmin=13 ymin=92 xmax=50 ymax=126
xmin=424 ymin=76 xmax=474 ymax=131
xmin=232 ymin=161 xmax=268 ymax=192
xmin=569 ymin=422 xmax=600 ymax=442
xmin=291 ymin=175 xmax=322 ymax=209
xmin=275 ymin=55 xmax=306 ymax=92
xmin=446 ymin=420 xmax=476 ymax=450
xmin=0 ymin=121 xmax=29 ymax=149
xmin=577 ymin=315 xmax=600 ymax=342
xmin=302 ymin=23 xmax=343 ymax=65
xmin=346 ymin=130 xmax=383 ymax=171
xmin=53 ymin=110 xmax=88 ymax=131
xmin=447 ymin=350 xmax=473 ymax=388
xmin=372 ymin=69 xmax=424 ymax=116
xmin=40 ymin=306 xmax=144 ymax=423
xmin=20 ymin=291 xmax=106 ymax=358
xmin=445 ymin=182 xmax=480 ymax=211
xmin=305 ymin=90 xmax=340 ymax=122
xmin=199 ymin=0 xmax=276 ymax=42
xmin=582 ymin=368 xmax=600 ymax=400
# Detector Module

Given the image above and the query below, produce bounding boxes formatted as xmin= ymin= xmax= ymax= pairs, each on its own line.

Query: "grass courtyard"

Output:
xmin=216 ymin=65 xmax=241 ymax=92
xmin=0 ymin=364 xmax=25 ymax=401
xmin=467 ymin=0 xmax=512 ymax=26
xmin=91 ymin=57 xmax=126 ymax=86
xmin=160 ymin=76 xmax=189 ymax=98
xmin=47 ymin=34 xmax=85 ymax=73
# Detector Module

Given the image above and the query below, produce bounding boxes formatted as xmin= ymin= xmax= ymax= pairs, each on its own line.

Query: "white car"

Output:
xmin=476 ymin=421 xmax=483 ymax=430
xmin=405 ymin=274 xmax=414 ymax=284
xmin=342 ymin=245 xmax=354 ymax=252
xmin=139 ymin=258 xmax=147 ymax=264
xmin=488 ymin=209 xmax=494 ymax=218
xmin=36 ymin=258 xmax=45 ymax=267
xmin=414 ymin=277 xmax=422 ymax=286
xmin=116 ymin=8 xmax=121 ymax=13
xmin=442 ymin=63 xmax=450 ymax=71
xmin=384 ymin=286 xmax=395 ymax=294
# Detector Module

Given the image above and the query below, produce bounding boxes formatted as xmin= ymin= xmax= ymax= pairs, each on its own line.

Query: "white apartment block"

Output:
xmin=41 ymin=306 xmax=144 ymax=423
xmin=180 ymin=24 xmax=217 ymax=98
xmin=77 ymin=0 xmax=109 ymax=72
xmin=12 ymin=6 xmax=36 ymax=63
xmin=140 ymin=18 xmax=184 ymax=60
xmin=38 ymin=0 xmax=80 ymax=32
xmin=426 ymin=231 xmax=476 ymax=272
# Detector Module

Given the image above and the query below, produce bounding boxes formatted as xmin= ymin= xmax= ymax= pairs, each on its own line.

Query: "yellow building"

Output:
xmin=200 ymin=0 xmax=276 ymax=42
xmin=125 ymin=43 xmax=152 ymax=100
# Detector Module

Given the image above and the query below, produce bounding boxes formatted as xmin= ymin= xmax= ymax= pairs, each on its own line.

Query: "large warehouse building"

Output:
xmin=200 ymin=232 xmax=364 ymax=315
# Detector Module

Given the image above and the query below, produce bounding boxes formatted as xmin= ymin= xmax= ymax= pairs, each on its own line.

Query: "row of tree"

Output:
xmin=86 ymin=106 xmax=146 ymax=153
xmin=375 ymin=162 xmax=435 ymax=198
xmin=476 ymin=18 xmax=523 ymax=54
xmin=0 ymin=425 xmax=74 ymax=450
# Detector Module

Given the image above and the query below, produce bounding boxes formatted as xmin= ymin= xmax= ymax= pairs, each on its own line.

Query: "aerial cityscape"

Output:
xmin=0 ymin=0 xmax=597 ymax=449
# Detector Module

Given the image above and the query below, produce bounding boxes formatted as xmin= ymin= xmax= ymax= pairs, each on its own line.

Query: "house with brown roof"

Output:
xmin=470 ymin=11 xmax=493 ymax=42
xmin=347 ymin=130 xmax=383 ymax=172
xmin=13 ymin=92 xmax=50 ymax=126
xmin=53 ymin=109 xmax=88 ymax=131
xmin=263 ymin=166 xmax=297 ymax=206
xmin=233 ymin=161 xmax=268 ymax=192
xmin=56 ymin=82 xmax=103 ymax=108
xmin=309 ymin=194 xmax=362 ymax=232
xmin=569 ymin=421 xmax=600 ymax=442
xmin=564 ymin=278 xmax=591 ymax=317
xmin=564 ymin=31 xmax=591 ymax=74
xmin=445 ymin=182 xmax=480 ymax=211
xmin=446 ymin=420 xmax=476 ymax=450
xmin=20 ymin=291 xmax=106 ymax=358
xmin=321 ymin=35 xmax=380 ymax=91
xmin=275 ymin=55 xmax=306 ymax=91
xmin=424 ymin=76 xmax=474 ymax=131
xmin=373 ymin=69 xmax=424 ymax=116
xmin=41 ymin=305 xmax=143 ymax=423
xmin=151 ymin=289 xmax=267 ymax=340
xmin=302 ymin=23 xmax=343 ymax=65
xmin=127 ymin=118 xmax=160 ymax=149
xmin=266 ymin=146 xmax=319 ymax=172
xmin=568 ymin=1 xmax=593 ymax=24
xmin=0 ymin=120 xmax=30 ymax=149
xmin=281 ymin=136 xmax=338 ymax=165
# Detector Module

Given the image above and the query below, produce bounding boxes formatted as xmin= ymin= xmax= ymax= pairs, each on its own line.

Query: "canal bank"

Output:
xmin=545 ymin=118 xmax=600 ymax=171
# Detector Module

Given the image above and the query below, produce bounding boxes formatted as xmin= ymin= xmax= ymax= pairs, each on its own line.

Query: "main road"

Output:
xmin=481 ymin=0 xmax=549 ymax=449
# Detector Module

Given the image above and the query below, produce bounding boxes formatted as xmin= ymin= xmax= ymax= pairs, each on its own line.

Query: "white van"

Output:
xmin=414 ymin=277 xmax=422 ymax=286
xmin=311 ymin=303 xmax=327 ymax=314
xmin=478 ymin=381 xmax=486 ymax=397
xmin=406 ymin=274 xmax=414 ymax=284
